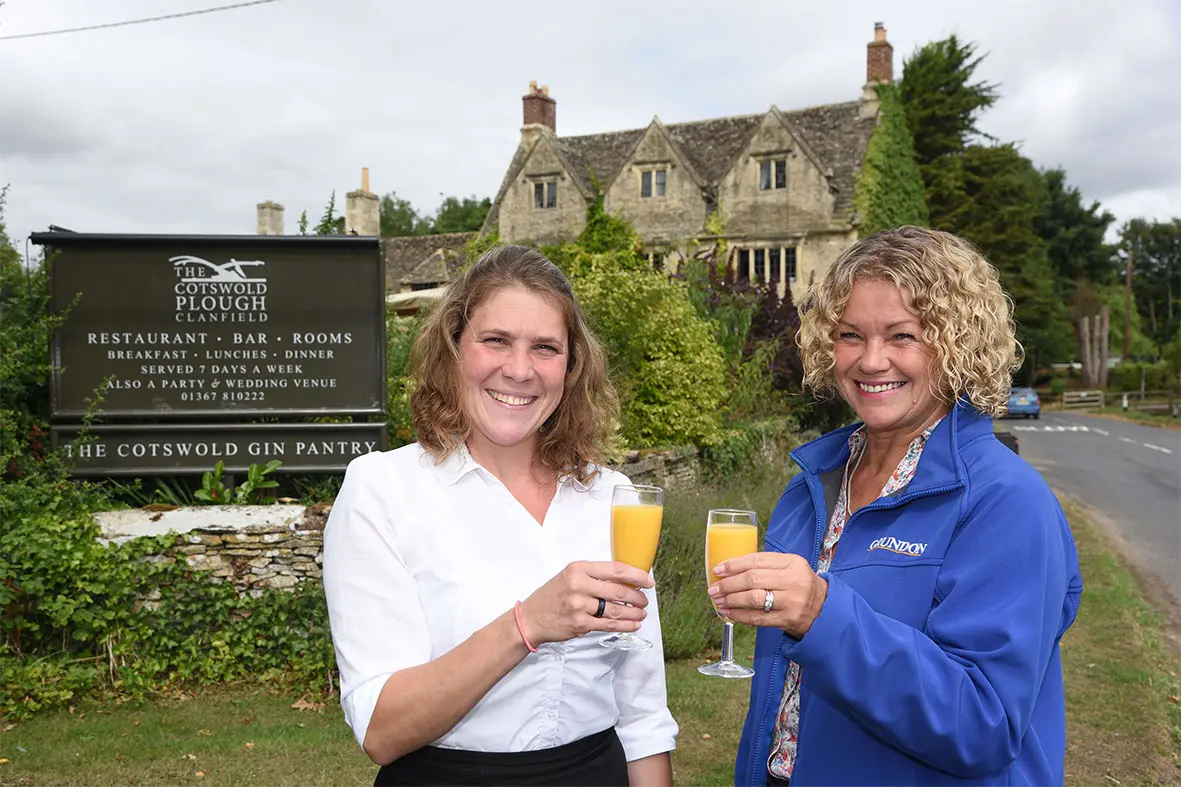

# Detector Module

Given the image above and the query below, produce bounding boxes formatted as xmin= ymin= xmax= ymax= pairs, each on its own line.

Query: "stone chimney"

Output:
xmin=860 ymin=23 xmax=894 ymax=118
xmin=257 ymin=201 xmax=285 ymax=235
xmin=345 ymin=167 xmax=380 ymax=236
xmin=866 ymin=22 xmax=893 ymax=84
xmin=522 ymin=81 xmax=556 ymax=132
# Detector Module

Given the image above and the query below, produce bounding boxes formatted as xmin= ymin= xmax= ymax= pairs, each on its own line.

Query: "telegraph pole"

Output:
xmin=1124 ymin=250 xmax=1133 ymax=361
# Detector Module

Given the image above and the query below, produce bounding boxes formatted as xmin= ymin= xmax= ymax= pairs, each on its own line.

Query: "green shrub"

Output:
xmin=0 ymin=489 xmax=336 ymax=718
xmin=701 ymin=417 xmax=796 ymax=477
xmin=574 ymin=265 xmax=727 ymax=448
xmin=0 ymin=646 xmax=101 ymax=716
xmin=1112 ymin=361 xmax=1173 ymax=392
xmin=386 ymin=311 xmax=422 ymax=446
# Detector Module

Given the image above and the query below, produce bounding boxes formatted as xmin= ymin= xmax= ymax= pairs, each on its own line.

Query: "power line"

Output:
xmin=0 ymin=0 xmax=282 ymax=41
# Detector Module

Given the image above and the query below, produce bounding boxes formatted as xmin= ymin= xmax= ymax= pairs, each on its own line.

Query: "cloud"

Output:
xmin=1 ymin=0 xmax=1178 ymax=246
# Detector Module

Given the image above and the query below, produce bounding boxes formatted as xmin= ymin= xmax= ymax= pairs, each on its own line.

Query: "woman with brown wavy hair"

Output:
xmin=324 ymin=245 xmax=677 ymax=786
xmin=711 ymin=226 xmax=1082 ymax=786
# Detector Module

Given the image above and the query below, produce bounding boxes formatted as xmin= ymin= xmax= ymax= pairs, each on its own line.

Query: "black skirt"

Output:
xmin=374 ymin=727 xmax=629 ymax=787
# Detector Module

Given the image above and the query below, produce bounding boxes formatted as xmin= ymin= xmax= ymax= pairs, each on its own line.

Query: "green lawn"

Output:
xmin=0 ymin=642 xmax=758 ymax=787
xmin=3 ymin=503 xmax=1178 ymax=786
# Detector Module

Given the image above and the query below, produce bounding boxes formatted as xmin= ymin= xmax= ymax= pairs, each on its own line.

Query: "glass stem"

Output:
xmin=721 ymin=620 xmax=736 ymax=663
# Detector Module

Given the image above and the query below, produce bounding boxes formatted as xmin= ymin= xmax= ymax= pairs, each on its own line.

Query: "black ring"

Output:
xmin=593 ymin=598 xmax=607 ymax=618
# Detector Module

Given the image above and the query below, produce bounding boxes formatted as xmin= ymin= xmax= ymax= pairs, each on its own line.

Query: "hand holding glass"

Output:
xmin=699 ymin=508 xmax=759 ymax=678
xmin=601 ymin=484 xmax=663 ymax=651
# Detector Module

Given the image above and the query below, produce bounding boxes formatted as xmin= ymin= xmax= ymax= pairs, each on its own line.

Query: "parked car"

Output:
xmin=1006 ymin=386 xmax=1041 ymax=419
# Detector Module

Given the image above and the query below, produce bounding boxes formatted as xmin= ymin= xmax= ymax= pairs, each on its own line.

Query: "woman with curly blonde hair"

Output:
xmin=324 ymin=245 xmax=676 ymax=786
xmin=711 ymin=226 xmax=1083 ymax=786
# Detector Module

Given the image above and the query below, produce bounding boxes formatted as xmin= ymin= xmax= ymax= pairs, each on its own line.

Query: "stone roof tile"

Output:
xmin=780 ymin=100 xmax=876 ymax=217
xmin=403 ymin=247 xmax=465 ymax=285
xmin=555 ymin=129 xmax=645 ymax=194
xmin=381 ymin=231 xmax=475 ymax=290
xmin=663 ymin=114 xmax=764 ymax=184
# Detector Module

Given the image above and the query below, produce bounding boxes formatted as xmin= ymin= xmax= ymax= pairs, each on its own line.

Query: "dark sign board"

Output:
xmin=51 ymin=422 xmax=389 ymax=475
xmin=32 ymin=233 xmax=386 ymax=419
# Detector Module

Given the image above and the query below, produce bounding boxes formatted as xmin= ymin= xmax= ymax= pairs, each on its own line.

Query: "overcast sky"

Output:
xmin=2 ymin=0 xmax=1179 ymax=251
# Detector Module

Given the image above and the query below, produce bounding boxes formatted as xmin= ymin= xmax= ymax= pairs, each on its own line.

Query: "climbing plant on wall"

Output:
xmin=853 ymin=83 xmax=929 ymax=236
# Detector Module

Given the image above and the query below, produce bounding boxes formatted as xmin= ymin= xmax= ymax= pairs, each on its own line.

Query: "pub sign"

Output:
xmin=32 ymin=232 xmax=389 ymax=475
xmin=33 ymin=233 xmax=386 ymax=419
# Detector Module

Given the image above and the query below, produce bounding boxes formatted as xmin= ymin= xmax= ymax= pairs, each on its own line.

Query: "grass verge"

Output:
xmin=1086 ymin=406 xmax=1181 ymax=431
xmin=1059 ymin=498 xmax=1181 ymax=786
xmin=2 ymin=500 xmax=1178 ymax=786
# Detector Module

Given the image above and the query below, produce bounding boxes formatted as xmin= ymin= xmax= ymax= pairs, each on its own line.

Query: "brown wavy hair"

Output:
xmin=409 ymin=245 xmax=618 ymax=483
xmin=796 ymin=226 xmax=1022 ymax=416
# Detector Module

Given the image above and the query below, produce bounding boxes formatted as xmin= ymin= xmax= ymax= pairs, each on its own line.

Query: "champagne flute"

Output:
xmin=600 ymin=484 xmax=663 ymax=651
xmin=699 ymin=508 xmax=758 ymax=678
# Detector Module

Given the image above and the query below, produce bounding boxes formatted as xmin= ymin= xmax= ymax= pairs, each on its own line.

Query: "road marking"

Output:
xmin=1092 ymin=428 xmax=1110 ymax=436
xmin=1118 ymin=436 xmax=1137 ymax=444
xmin=1144 ymin=443 xmax=1174 ymax=454
xmin=1012 ymin=425 xmax=1090 ymax=432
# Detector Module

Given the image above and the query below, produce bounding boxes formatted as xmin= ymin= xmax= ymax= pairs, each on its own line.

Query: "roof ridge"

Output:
xmin=558 ymin=115 xmax=760 ymax=142
xmin=555 ymin=98 xmax=861 ymax=142
xmin=781 ymin=98 xmax=860 ymax=114
xmin=421 ymin=230 xmax=478 ymax=240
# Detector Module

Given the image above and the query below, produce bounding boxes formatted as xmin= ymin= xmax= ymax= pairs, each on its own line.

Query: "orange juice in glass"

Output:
xmin=612 ymin=504 xmax=663 ymax=573
xmin=706 ymin=523 xmax=758 ymax=586
xmin=699 ymin=508 xmax=758 ymax=678
xmin=601 ymin=484 xmax=663 ymax=651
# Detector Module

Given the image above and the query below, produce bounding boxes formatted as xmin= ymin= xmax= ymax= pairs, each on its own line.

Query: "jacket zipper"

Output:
xmin=749 ymin=476 xmax=826 ymax=784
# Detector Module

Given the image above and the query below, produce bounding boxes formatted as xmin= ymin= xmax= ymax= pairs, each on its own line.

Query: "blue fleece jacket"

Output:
xmin=735 ymin=402 xmax=1083 ymax=786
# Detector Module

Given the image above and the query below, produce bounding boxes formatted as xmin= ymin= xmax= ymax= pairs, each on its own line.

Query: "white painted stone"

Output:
xmin=95 ymin=505 xmax=306 ymax=543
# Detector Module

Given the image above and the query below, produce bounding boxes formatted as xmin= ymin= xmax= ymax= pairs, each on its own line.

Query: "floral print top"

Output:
xmin=767 ymin=416 xmax=945 ymax=779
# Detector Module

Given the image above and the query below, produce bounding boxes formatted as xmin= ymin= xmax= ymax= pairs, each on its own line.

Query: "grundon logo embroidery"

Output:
xmin=867 ymin=536 xmax=928 ymax=557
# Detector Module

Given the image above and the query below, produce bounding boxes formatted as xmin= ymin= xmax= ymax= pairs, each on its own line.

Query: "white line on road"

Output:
xmin=1092 ymin=428 xmax=1109 ymax=436
xmin=1144 ymin=443 xmax=1174 ymax=454
xmin=1012 ymin=425 xmax=1091 ymax=432
xmin=1118 ymin=436 xmax=1136 ymax=444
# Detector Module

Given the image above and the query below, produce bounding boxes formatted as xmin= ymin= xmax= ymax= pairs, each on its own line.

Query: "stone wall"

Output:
xmin=715 ymin=112 xmax=837 ymax=238
xmin=167 ymin=517 xmax=327 ymax=598
xmin=614 ymin=447 xmax=703 ymax=494
xmin=498 ymin=134 xmax=588 ymax=246
xmin=603 ymin=127 xmax=708 ymax=244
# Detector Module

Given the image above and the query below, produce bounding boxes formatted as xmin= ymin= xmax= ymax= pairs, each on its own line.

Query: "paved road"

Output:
xmin=1002 ymin=412 xmax=1181 ymax=606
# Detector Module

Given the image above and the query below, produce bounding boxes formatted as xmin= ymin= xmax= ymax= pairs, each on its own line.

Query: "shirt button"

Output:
xmin=544 ymin=711 xmax=557 ymax=721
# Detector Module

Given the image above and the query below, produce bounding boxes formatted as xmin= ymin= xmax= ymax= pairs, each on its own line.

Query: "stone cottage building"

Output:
xmin=482 ymin=24 xmax=895 ymax=302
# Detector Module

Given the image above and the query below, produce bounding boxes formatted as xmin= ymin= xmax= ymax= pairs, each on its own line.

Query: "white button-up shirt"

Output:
xmin=323 ymin=443 xmax=678 ymax=761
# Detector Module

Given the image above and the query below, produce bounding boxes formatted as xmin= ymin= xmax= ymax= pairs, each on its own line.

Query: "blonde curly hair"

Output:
xmin=796 ymin=226 xmax=1022 ymax=417
xmin=409 ymin=245 xmax=618 ymax=484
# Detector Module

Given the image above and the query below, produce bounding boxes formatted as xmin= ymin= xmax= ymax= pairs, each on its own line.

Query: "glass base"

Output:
xmin=697 ymin=659 xmax=755 ymax=679
xmin=599 ymin=633 xmax=653 ymax=651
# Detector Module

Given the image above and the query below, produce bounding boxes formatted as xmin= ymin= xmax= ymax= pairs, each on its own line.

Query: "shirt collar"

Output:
xmin=427 ymin=443 xmax=482 ymax=486
xmin=427 ymin=442 xmax=586 ymax=490
xmin=846 ymin=415 xmax=946 ymax=458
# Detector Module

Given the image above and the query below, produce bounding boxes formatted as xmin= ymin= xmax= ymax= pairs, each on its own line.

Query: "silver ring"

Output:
xmin=593 ymin=598 xmax=607 ymax=618
xmin=763 ymin=590 xmax=774 ymax=613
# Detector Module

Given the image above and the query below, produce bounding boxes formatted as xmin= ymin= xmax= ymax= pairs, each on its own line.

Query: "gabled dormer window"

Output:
xmin=533 ymin=181 xmax=557 ymax=209
xmin=640 ymin=168 xmax=667 ymax=198
xmin=759 ymin=159 xmax=787 ymax=191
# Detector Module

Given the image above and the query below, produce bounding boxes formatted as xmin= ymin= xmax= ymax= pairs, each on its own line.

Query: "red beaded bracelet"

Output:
xmin=513 ymin=601 xmax=538 ymax=653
